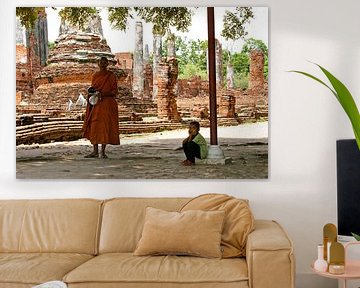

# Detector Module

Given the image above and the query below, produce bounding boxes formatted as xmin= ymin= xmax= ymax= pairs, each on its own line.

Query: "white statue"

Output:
xmin=75 ymin=93 xmax=87 ymax=107
xmin=67 ymin=99 xmax=73 ymax=111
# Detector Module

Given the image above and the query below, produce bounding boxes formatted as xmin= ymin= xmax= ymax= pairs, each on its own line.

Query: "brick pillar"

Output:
xmin=133 ymin=21 xmax=144 ymax=99
xmin=156 ymin=60 xmax=181 ymax=121
xmin=219 ymin=90 xmax=236 ymax=118
xmin=249 ymin=49 xmax=265 ymax=92
xmin=156 ymin=62 xmax=169 ymax=119
xmin=143 ymin=44 xmax=152 ymax=99
xmin=168 ymin=59 xmax=181 ymax=121
xmin=226 ymin=63 xmax=234 ymax=89
xmin=143 ymin=63 xmax=153 ymax=99
xmin=215 ymin=39 xmax=223 ymax=88
xmin=152 ymin=34 xmax=162 ymax=100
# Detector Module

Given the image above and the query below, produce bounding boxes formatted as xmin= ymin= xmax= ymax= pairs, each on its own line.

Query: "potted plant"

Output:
xmin=291 ymin=64 xmax=360 ymax=241
xmin=290 ymin=63 xmax=360 ymax=150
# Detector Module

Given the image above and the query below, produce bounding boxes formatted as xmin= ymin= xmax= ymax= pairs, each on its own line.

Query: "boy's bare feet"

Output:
xmin=181 ymin=159 xmax=194 ymax=166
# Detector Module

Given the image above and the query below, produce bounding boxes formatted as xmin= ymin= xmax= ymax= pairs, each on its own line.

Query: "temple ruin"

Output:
xmin=16 ymin=13 xmax=268 ymax=145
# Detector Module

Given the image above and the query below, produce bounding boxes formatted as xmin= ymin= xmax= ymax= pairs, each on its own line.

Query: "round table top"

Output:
xmin=311 ymin=261 xmax=360 ymax=280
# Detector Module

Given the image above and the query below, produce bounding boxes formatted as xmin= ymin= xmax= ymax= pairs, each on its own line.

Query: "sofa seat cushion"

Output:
xmin=0 ymin=253 xmax=93 ymax=285
xmin=64 ymin=253 xmax=248 ymax=286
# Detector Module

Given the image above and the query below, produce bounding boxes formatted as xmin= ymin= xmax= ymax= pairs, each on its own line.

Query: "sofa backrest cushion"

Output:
xmin=99 ymin=198 xmax=189 ymax=253
xmin=0 ymin=199 xmax=102 ymax=254
xmin=181 ymin=193 xmax=254 ymax=258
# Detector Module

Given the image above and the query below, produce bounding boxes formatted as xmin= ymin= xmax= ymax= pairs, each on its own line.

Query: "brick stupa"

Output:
xmin=32 ymin=13 xmax=125 ymax=113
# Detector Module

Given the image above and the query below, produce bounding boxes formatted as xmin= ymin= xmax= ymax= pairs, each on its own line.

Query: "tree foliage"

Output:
xmin=106 ymin=8 xmax=132 ymax=31
xmin=221 ymin=7 xmax=254 ymax=41
xmin=58 ymin=7 xmax=193 ymax=36
xmin=171 ymin=37 xmax=207 ymax=78
xmin=135 ymin=7 xmax=193 ymax=35
xmin=16 ymin=7 xmax=45 ymax=29
xmin=241 ymin=37 xmax=268 ymax=55
xmin=58 ymin=7 xmax=98 ymax=29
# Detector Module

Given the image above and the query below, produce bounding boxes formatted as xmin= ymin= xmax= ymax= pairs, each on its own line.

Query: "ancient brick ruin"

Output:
xmin=16 ymin=14 xmax=268 ymax=145
xmin=156 ymin=59 xmax=181 ymax=121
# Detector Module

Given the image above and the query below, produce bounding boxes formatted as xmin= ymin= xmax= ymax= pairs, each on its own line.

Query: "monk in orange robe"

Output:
xmin=83 ymin=57 xmax=120 ymax=158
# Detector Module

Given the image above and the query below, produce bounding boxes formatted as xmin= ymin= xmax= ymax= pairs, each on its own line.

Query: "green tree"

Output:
xmin=241 ymin=38 xmax=268 ymax=55
xmin=241 ymin=38 xmax=268 ymax=79
xmin=173 ymin=37 xmax=208 ymax=79
xmin=221 ymin=7 xmax=254 ymax=41
xmin=58 ymin=7 xmax=98 ymax=29
xmin=16 ymin=7 xmax=45 ymax=29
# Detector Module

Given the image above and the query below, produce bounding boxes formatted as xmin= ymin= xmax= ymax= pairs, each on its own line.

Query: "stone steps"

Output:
xmin=16 ymin=119 xmax=185 ymax=145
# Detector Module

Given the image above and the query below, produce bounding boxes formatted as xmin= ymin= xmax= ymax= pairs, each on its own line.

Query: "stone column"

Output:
xmin=16 ymin=19 xmax=24 ymax=44
xmin=215 ymin=39 xmax=223 ymax=88
xmin=167 ymin=33 xmax=175 ymax=60
xmin=152 ymin=34 xmax=162 ymax=100
xmin=226 ymin=63 xmax=234 ymax=89
xmin=132 ymin=21 xmax=144 ymax=99
xmin=144 ymin=44 xmax=150 ymax=64
xmin=26 ymin=9 xmax=48 ymax=67
xmin=25 ymin=9 xmax=48 ymax=91
xmin=249 ymin=49 xmax=265 ymax=92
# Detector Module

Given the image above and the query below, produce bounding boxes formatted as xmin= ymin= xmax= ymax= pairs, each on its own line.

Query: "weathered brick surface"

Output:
xmin=178 ymin=76 xmax=209 ymax=98
xmin=156 ymin=60 xmax=181 ymax=121
xmin=249 ymin=49 xmax=265 ymax=92
xmin=16 ymin=44 xmax=27 ymax=63
xmin=219 ymin=90 xmax=236 ymax=118
xmin=16 ymin=62 xmax=32 ymax=97
xmin=115 ymin=52 xmax=133 ymax=69
xmin=32 ymin=31 xmax=126 ymax=112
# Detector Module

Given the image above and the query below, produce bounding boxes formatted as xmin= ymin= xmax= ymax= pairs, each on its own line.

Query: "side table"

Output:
xmin=311 ymin=242 xmax=360 ymax=288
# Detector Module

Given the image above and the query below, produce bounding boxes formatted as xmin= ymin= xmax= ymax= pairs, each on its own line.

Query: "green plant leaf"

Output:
xmin=351 ymin=232 xmax=360 ymax=241
xmin=290 ymin=64 xmax=360 ymax=150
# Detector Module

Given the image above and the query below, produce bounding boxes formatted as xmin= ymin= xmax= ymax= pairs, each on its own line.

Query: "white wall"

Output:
xmin=3 ymin=0 xmax=360 ymax=287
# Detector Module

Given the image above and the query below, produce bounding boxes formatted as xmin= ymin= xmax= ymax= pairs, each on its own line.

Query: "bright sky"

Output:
xmin=46 ymin=7 xmax=268 ymax=54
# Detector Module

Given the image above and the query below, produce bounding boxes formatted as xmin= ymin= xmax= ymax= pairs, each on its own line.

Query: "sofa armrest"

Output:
xmin=246 ymin=219 xmax=295 ymax=288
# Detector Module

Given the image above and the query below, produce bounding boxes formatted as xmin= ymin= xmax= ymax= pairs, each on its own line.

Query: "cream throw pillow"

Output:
xmin=181 ymin=193 xmax=255 ymax=258
xmin=134 ymin=207 xmax=225 ymax=258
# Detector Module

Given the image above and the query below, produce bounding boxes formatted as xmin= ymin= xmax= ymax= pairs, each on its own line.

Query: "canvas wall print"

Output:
xmin=15 ymin=7 xmax=269 ymax=179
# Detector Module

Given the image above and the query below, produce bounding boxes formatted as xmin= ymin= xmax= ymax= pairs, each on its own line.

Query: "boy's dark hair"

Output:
xmin=189 ymin=121 xmax=200 ymax=130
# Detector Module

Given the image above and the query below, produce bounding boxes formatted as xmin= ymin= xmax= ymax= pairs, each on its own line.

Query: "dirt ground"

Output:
xmin=16 ymin=123 xmax=268 ymax=179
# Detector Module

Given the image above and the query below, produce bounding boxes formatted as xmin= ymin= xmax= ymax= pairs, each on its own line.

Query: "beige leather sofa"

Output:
xmin=0 ymin=198 xmax=295 ymax=288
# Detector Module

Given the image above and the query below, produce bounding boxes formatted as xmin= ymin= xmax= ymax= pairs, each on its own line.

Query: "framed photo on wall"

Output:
xmin=15 ymin=6 xmax=269 ymax=179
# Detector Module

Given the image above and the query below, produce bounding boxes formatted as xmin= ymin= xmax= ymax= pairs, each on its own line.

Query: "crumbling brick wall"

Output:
xmin=156 ymin=60 xmax=181 ymax=121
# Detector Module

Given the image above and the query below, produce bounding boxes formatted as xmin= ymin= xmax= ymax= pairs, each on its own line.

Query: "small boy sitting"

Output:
xmin=181 ymin=121 xmax=208 ymax=165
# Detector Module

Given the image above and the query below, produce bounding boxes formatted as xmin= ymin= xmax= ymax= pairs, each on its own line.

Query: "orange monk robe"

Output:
xmin=83 ymin=70 xmax=120 ymax=145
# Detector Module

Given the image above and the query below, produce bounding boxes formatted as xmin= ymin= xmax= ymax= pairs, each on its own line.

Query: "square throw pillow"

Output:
xmin=133 ymin=207 xmax=225 ymax=258
xmin=181 ymin=193 xmax=255 ymax=258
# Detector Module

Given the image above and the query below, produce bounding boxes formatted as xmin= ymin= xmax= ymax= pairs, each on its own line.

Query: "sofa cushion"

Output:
xmin=0 ymin=253 xmax=93 ymax=285
xmin=0 ymin=199 xmax=102 ymax=254
xmin=181 ymin=194 xmax=254 ymax=258
xmin=63 ymin=253 xmax=248 ymax=286
xmin=134 ymin=207 xmax=225 ymax=258
xmin=99 ymin=198 xmax=190 ymax=253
